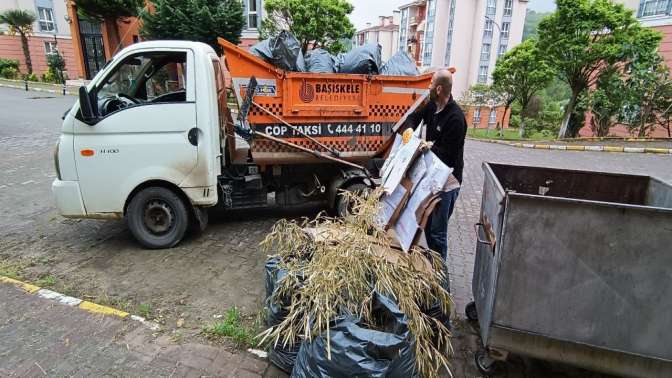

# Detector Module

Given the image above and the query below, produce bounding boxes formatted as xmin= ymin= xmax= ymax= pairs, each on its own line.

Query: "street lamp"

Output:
xmin=484 ymin=15 xmax=504 ymax=136
xmin=484 ymin=15 xmax=503 ymax=58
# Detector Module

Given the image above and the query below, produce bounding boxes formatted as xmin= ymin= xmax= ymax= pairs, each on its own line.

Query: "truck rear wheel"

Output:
xmin=335 ymin=182 xmax=370 ymax=218
xmin=126 ymin=186 xmax=189 ymax=249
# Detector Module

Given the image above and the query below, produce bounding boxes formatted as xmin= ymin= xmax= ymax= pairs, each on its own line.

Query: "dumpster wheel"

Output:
xmin=475 ymin=349 xmax=499 ymax=376
xmin=465 ymin=301 xmax=478 ymax=321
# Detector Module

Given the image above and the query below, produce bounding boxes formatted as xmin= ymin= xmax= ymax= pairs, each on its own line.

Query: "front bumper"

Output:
xmin=52 ymin=179 xmax=86 ymax=217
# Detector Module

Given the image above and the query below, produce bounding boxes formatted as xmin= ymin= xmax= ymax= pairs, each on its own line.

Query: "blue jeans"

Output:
xmin=425 ymin=188 xmax=460 ymax=293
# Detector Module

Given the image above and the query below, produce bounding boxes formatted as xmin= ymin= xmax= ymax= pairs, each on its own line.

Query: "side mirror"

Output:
xmin=78 ymin=86 xmax=97 ymax=123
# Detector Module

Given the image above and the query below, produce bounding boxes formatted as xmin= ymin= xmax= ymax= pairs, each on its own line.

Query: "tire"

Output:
xmin=475 ymin=349 xmax=498 ymax=376
xmin=335 ymin=182 xmax=370 ymax=218
xmin=126 ymin=186 xmax=190 ymax=249
xmin=465 ymin=301 xmax=478 ymax=321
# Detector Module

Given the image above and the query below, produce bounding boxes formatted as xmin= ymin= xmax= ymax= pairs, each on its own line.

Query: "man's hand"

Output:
xmin=421 ymin=141 xmax=434 ymax=151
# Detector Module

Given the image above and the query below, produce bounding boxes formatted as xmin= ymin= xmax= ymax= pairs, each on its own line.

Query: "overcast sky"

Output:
xmin=348 ymin=0 xmax=557 ymax=30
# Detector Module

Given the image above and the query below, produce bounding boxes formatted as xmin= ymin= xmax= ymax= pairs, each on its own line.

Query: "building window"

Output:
xmin=484 ymin=20 xmax=494 ymax=39
xmin=480 ymin=43 xmax=491 ymax=62
xmin=486 ymin=0 xmax=496 ymax=16
xmin=422 ymin=0 xmax=436 ymax=66
xmin=638 ymin=0 xmax=671 ymax=17
xmin=501 ymin=22 xmax=510 ymax=39
xmin=473 ymin=108 xmax=482 ymax=125
xmin=399 ymin=8 xmax=408 ymax=52
xmin=478 ymin=65 xmax=489 ymax=83
xmin=246 ymin=0 xmax=259 ymax=29
xmin=44 ymin=41 xmax=57 ymax=55
xmin=38 ymin=7 xmax=56 ymax=32
xmin=504 ymin=0 xmax=513 ymax=17
xmin=444 ymin=0 xmax=457 ymax=66
xmin=498 ymin=43 xmax=508 ymax=58
xmin=489 ymin=108 xmax=497 ymax=125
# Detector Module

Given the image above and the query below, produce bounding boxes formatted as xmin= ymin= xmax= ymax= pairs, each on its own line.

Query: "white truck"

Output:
xmin=52 ymin=40 xmax=429 ymax=249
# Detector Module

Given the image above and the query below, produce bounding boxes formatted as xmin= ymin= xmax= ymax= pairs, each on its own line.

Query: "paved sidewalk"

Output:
xmin=0 ymin=284 xmax=268 ymax=378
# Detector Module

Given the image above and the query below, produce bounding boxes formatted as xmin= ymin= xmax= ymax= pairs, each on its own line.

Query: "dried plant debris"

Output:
xmin=259 ymin=189 xmax=453 ymax=378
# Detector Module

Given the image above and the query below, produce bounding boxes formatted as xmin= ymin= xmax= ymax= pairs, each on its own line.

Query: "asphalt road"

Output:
xmin=1 ymin=86 xmax=670 ymax=377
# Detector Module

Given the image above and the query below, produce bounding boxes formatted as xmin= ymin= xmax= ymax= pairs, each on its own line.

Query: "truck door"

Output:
xmin=73 ymin=49 xmax=197 ymax=214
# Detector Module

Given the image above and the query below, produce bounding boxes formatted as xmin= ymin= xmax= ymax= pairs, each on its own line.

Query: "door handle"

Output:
xmin=188 ymin=128 xmax=198 ymax=146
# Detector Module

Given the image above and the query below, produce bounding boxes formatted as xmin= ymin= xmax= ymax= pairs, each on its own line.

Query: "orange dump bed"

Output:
xmin=218 ymin=38 xmax=432 ymax=165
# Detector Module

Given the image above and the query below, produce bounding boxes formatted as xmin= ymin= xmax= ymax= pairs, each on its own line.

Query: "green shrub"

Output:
xmin=41 ymin=70 xmax=58 ymax=83
xmin=0 ymin=58 xmax=20 ymax=72
xmin=23 ymin=73 xmax=38 ymax=82
xmin=0 ymin=66 xmax=19 ymax=79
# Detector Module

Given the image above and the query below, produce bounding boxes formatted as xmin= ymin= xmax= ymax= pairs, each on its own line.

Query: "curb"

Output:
xmin=0 ymin=81 xmax=77 ymax=96
xmin=0 ymin=275 xmax=160 ymax=331
xmin=469 ymin=138 xmax=672 ymax=155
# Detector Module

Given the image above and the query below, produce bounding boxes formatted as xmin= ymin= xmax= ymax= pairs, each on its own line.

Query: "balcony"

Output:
xmin=409 ymin=16 xmax=418 ymax=25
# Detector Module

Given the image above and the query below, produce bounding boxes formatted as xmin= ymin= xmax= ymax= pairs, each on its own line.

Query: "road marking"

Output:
xmin=0 ymin=276 xmax=40 ymax=293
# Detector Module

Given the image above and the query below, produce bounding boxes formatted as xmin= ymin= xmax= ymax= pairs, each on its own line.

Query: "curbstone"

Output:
xmin=0 ymin=274 xmax=160 ymax=329
xmin=467 ymin=137 xmax=671 ymax=155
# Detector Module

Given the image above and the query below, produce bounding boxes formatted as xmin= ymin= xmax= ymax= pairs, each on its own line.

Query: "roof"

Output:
xmin=357 ymin=24 xmax=399 ymax=34
xmin=398 ymin=0 xmax=426 ymax=10
xmin=115 ymin=40 xmax=216 ymax=58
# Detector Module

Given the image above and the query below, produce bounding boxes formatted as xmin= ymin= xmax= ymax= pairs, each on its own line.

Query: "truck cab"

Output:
xmin=53 ymin=41 xmax=223 ymax=248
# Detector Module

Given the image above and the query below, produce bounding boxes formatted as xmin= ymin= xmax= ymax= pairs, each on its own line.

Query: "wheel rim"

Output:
xmin=143 ymin=199 xmax=174 ymax=235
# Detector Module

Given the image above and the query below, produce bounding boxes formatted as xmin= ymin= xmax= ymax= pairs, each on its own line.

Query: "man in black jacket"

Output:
xmin=406 ymin=69 xmax=467 ymax=292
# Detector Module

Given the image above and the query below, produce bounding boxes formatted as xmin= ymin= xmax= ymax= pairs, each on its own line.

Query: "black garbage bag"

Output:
xmin=305 ymin=48 xmax=336 ymax=73
xmin=264 ymin=256 xmax=302 ymax=372
xmin=264 ymin=256 xmax=290 ymax=327
xmin=250 ymin=31 xmax=306 ymax=72
xmin=337 ymin=43 xmax=382 ymax=75
xmin=381 ymin=51 xmax=420 ymax=76
xmin=269 ymin=341 xmax=302 ymax=373
xmin=291 ymin=292 xmax=418 ymax=378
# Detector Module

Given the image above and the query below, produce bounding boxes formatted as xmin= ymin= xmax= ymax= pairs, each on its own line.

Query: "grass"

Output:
xmin=35 ymin=275 xmax=56 ymax=288
xmin=203 ymin=307 xmax=257 ymax=348
xmin=0 ymin=260 xmax=27 ymax=280
xmin=137 ymin=303 xmax=152 ymax=318
xmin=467 ymin=127 xmax=554 ymax=141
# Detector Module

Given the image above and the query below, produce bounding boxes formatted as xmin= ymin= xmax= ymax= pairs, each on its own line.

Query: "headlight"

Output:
xmin=54 ymin=141 xmax=61 ymax=180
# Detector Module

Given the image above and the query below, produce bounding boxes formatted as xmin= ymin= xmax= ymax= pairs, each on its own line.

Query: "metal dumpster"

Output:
xmin=469 ymin=162 xmax=672 ymax=377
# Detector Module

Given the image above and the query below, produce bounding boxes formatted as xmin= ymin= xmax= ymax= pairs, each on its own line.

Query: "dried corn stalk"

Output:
xmin=259 ymin=189 xmax=453 ymax=378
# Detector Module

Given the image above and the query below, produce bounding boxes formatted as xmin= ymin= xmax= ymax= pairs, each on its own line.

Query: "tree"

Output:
xmin=538 ymin=0 xmax=662 ymax=138
xmin=522 ymin=10 xmax=551 ymax=41
xmin=0 ymin=10 xmax=36 ymax=74
xmin=141 ymin=0 xmax=245 ymax=55
xmin=581 ymin=66 xmax=627 ymax=137
xmin=260 ymin=0 xmax=355 ymax=54
xmin=621 ymin=55 xmax=672 ymax=137
xmin=74 ymin=0 xmax=144 ymax=57
xmin=492 ymin=39 xmax=553 ymax=138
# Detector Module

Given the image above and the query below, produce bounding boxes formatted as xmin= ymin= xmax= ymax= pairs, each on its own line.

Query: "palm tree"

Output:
xmin=0 ymin=10 xmax=36 ymax=74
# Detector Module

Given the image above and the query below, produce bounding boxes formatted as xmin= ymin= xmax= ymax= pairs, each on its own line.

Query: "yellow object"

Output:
xmin=79 ymin=301 xmax=129 ymax=318
xmin=0 ymin=276 xmax=40 ymax=293
xmin=402 ymin=128 xmax=414 ymax=144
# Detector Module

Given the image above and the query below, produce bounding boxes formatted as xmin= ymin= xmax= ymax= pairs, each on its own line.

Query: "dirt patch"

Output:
xmin=0 ymin=204 xmax=320 ymax=349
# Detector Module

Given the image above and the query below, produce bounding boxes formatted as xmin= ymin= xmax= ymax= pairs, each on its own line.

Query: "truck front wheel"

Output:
xmin=335 ymin=182 xmax=370 ymax=217
xmin=126 ymin=186 xmax=189 ymax=249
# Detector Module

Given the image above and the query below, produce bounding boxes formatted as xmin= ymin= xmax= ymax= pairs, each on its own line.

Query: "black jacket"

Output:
xmin=406 ymin=98 xmax=467 ymax=183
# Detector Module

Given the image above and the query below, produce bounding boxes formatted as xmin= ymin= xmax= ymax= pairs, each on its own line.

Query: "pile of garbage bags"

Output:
xmin=250 ymin=31 xmax=419 ymax=76
xmin=264 ymin=255 xmax=441 ymax=377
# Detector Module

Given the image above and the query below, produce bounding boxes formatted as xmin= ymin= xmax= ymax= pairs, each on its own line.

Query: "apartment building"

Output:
xmin=616 ymin=0 xmax=672 ymax=68
xmin=399 ymin=0 xmax=528 ymax=97
xmin=398 ymin=0 xmax=528 ymax=128
xmin=354 ymin=14 xmax=400 ymax=61
xmin=0 ymin=0 xmax=80 ymax=78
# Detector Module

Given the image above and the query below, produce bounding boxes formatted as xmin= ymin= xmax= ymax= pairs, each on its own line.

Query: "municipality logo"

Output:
xmin=299 ymin=80 xmax=315 ymax=103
